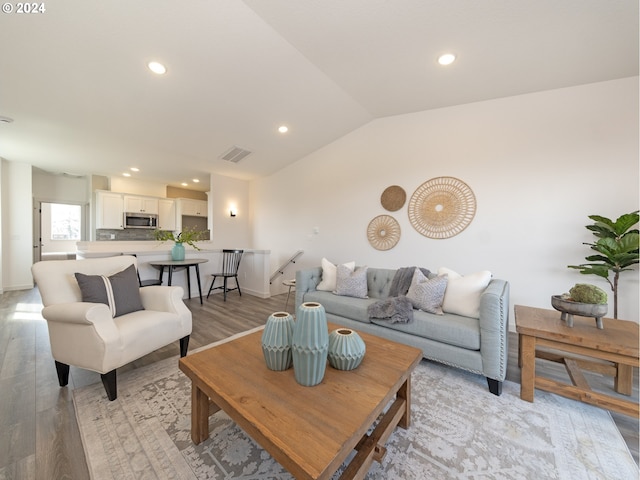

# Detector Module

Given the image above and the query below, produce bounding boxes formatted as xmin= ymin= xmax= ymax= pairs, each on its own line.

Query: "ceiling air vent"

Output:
xmin=220 ymin=145 xmax=252 ymax=163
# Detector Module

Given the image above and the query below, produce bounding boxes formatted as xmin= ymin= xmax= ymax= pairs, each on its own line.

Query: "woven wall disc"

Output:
xmin=408 ymin=177 xmax=476 ymax=239
xmin=380 ymin=185 xmax=406 ymax=212
xmin=367 ymin=215 xmax=401 ymax=250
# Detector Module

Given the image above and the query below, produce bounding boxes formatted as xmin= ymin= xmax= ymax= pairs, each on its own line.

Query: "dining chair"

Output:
xmin=206 ymin=249 xmax=243 ymax=301
xmin=132 ymin=253 xmax=162 ymax=287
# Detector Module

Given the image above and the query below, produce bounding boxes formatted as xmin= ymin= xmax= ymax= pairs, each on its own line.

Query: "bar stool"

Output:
xmin=283 ymin=279 xmax=296 ymax=311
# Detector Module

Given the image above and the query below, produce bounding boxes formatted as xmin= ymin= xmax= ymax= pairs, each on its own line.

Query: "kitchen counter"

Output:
xmin=75 ymin=241 xmax=272 ymax=299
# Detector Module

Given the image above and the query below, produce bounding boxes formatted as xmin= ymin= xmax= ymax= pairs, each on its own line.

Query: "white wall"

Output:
xmin=251 ymin=78 xmax=640 ymax=322
xmin=32 ymin=169 xmax=91 ymax=204
xmin=209 ymin=173 xmax=252 ymax=249
xmin=110 ymin=177 xmax=167 ymax=197
xmin=1 ymin=160 xmax=34 ymax=291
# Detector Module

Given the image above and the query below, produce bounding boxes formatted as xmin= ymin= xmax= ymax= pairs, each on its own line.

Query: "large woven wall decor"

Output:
xmin=408 ymin=176 xmax=476 ymax=239
xmin=367 ymin=215 xmax=401 ymax=250
xmin=380 ymin=185 xmax=406 ymax=212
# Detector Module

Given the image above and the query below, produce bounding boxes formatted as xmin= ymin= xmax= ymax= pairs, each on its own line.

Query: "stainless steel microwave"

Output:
xmin=124 ymin=213 xmax=158 ymax=229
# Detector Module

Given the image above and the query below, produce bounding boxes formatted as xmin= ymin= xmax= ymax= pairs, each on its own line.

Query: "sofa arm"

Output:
xmin=41 ymin=302 xmax=121 ymax=345
xmin=295 ymin=267 xmax=323 ymax=312
xmin=139 ymin=286 xmax=187 ymax=314
xmin=43 ymin=302 xmax=114 ymax=325
xmin=478 ymin=279 xmax=510 ymax=381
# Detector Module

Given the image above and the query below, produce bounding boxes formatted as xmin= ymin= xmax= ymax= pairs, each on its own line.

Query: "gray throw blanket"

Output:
xmin=388 ymin=266 xmax=431 ymax=297
xmin=367 ymin=295 xmax=414 ymax=324
xmin=367 ymin=267 xmax=431 ymax=323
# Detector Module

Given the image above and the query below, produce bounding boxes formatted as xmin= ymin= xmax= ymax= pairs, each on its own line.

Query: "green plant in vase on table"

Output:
xmin=568 ymin=210 xmax=639 ymax=319
xmin=154 ymin=227 xmax=203 ymax=261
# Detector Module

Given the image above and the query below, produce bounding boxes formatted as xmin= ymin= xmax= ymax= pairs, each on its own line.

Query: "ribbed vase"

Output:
xmin=328 ymin=328 xmax=366 ymax=371
xmin=261 ymin=312 xmax=295 ymax=371
xmin=292 ymin=302 xmax=328 ymax=386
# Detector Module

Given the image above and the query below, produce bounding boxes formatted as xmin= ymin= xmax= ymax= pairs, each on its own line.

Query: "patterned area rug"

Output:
xmin=73 ymin=331 xmax=638 ymax=480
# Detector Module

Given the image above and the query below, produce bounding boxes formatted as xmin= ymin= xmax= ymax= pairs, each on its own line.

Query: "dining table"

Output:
xmin=149 ymin=258 xmax=209 ymax=304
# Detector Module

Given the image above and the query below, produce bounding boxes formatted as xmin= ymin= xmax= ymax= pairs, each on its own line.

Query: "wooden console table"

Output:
xmin=515 ymin=305 xmax=639 ymax=417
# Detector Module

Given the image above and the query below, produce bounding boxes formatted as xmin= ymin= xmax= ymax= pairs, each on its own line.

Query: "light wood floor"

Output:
xmin=0 ymin=287 xmax=637 ymax=479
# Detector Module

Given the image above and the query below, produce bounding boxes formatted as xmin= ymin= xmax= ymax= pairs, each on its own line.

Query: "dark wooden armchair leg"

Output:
xmin=180 ymin=335 xmax=190 ymax=357
xmin=487 ymin=377 xmax=503 ymax=396
xmin=55 ymin=361 xmax=70 ymax=387
xmin=101 ymin=370 xmax=117 ymax=401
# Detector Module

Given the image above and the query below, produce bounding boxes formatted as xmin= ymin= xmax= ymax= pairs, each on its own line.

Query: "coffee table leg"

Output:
xmin=398 ymin=377 xmax=411 ymax=429
xmin=615 ymin=363 xmax=633 ymax=396
xmin=192 ymin=383 xmax=210 ymax=444
xmin=520 ymin=334 xmax=536 ymax=402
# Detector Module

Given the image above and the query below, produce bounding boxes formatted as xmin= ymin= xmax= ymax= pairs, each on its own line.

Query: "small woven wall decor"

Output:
xmin=367 ymin=215 xmax=401 ymax=250
xmin=408 ymin=176 xmax=476 ymax=239
xmin=380 ymin=185 xmax=406 ymax=212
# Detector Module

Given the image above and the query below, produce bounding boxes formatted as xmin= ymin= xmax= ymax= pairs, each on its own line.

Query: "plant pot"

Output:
xmin=171 ymin=242 xmax=185 ymax=261
xmin=551 ymin=295 xmax=608 ymax=329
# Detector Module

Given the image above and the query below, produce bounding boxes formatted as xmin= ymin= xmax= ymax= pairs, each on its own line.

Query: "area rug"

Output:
xmin=73 ymin=330 xmax=638 ymax=480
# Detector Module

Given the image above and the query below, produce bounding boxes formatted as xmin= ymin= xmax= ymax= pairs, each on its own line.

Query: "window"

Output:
xmin=50 ymin=203 xmax=81 ymax=241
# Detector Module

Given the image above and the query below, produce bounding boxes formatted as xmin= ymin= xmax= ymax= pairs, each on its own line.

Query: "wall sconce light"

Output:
xmin=230 ymin=209 xmax=237 ymax=217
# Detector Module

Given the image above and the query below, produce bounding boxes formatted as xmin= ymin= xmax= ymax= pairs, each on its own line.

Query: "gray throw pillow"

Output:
xmin=75 ymin=264 xmax=144 ymax=317
xmin=334 ymin=264 xmax=369 ymax=299
xmin=406 ymin=268 xmax=448 ymax=315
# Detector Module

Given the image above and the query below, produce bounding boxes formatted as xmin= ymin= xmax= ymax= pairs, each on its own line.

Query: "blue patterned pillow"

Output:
xmin=334 ymin=264 xmax=368 ymax=299
xmin=406 ymin=268 xmax=448 ymax=315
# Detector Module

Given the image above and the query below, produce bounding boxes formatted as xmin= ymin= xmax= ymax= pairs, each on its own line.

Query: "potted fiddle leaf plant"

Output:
xmin=568 ymin=211 xmax=639 ymax=319
xmin=154 ymin=227 xmax=203 ymax=260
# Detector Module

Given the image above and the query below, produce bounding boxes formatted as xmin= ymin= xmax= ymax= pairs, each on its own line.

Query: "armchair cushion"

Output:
xmin=75 ymin=264 xmax=144 ymax=317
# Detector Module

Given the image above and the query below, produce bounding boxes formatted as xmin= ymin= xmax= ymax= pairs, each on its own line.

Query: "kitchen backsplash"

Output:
xmin=96 ymin=229 xmax=156 ymax=241
xmin=96 ymin=228 xmax=211 ymax=241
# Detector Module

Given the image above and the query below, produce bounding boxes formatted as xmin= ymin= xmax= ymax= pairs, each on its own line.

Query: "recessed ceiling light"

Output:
xmin=148 ymin=61 xmax=167 ymax=75
xmin=192 ymin=178 xmax=200 ymax=183
xmin=181 ymin=182 xmax=188 ymax=186
xmin=437 ymin=53 xmax=456 ymax=66
xmin=278 ymin=125 xmax=289 ymax=134
xmin=130 ymin=167 xmax=139 ymax=172
xmin=123 ymin=172 xmax=131 ymax=177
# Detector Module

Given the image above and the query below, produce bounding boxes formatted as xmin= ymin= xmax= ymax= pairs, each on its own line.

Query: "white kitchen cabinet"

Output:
xmin=178 ymin=199 xmax=207 ymax=217
xmin=96 ymin=191 xmax=124 ymax=229
xmin=124 ymin=195 xmax=159 ymax=214
xmin=158 ymin=199 xmax=176 ymax=231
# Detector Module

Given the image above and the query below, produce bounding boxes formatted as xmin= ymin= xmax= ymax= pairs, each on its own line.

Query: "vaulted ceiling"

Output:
xmin=0 ymin=0 xmax=637 ymax=190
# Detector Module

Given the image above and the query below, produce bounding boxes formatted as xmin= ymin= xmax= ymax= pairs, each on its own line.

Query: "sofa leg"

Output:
xmin=101 ymin=370 xmax=117 ymax=401
xmin=487 ymin=377 xmax=502 ymax=396
xmin=54 ymin=361 xmax=70 ymax=387
xmin=180 ymin=335 xmax=190 ymax=357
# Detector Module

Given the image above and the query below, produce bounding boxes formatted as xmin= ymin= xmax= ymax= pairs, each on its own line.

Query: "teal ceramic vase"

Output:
xmin=261 ymin=312 xmax=295 ymax=371
xmin=328 ymin=328 xmax=366 ymax=371
xmin=292 ymin=302 xmax=328 ymax=386
xmin=171 ymin=242 xmax=185 ymax=261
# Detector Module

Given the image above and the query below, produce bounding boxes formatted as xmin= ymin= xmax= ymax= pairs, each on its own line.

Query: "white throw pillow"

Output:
xmin=317 ymin=258 xmax=355 ymax=291
xmin=406 ymin=268 xmax=448 ymax=315
xmin=438 ymin=267 xmax=492 ymax=318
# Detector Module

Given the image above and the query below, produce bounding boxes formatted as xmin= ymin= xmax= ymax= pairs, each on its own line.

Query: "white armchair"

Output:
xmin=31 ymin=255 xmax=192 ymax=401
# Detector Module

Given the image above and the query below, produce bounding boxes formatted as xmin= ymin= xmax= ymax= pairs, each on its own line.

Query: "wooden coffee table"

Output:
xmin=515 ymin=305 xmax=639 ymax=417
xmin=178 ymin=323 xmax=422 ymax=480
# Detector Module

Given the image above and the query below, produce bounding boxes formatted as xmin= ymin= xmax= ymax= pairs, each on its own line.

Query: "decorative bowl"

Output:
xmin=551 ymin=295 xmax=608 ymax=329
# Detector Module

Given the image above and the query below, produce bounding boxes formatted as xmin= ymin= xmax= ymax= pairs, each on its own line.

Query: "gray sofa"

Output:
xmin=295 ymin=266 xmax=510 ymax=395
